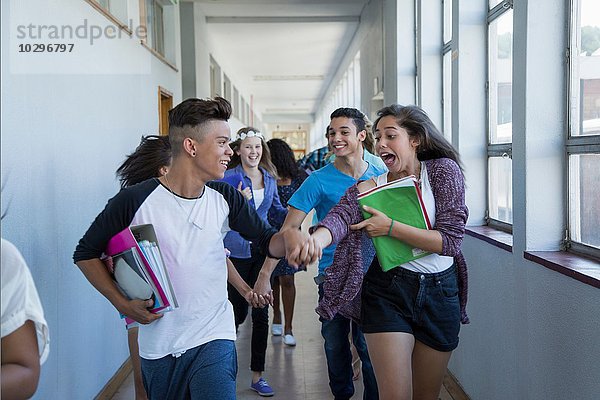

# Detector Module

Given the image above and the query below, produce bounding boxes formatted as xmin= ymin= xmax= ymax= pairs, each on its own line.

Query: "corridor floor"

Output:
xmin=110 ymin=269 xmax=456 ymax=399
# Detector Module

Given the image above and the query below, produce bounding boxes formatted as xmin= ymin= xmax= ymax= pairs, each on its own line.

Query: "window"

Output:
xmin=240 ymin=98 xmax=246 ymax=124
xmin=87 ymin=0 xmax=128 ymax=28
xmin=341 ymin=81 xmax=346 ymax=108
xmin=223 ymin=75 xmax=232 ymax=103
xmin=142 ymin=0 xmax=176 ymax=63
xmin=272 ymin=128 xmax=307 ymax=159
xmin=567 ymin=0 xmax=600 ymax=256
xmin=442 ymin=0 xmax=453 ymax=141
xmin=145 ymin=0 xmax=165 ymax=55
xmin=487 ymin=2 xmax=513 ymax=229
xmin=442 ymin=51 xmax=452 ymax=141
xmin=353 ymin=52 xmax=361 ymax=108
xmin=233 ymin=87 xmax=240 ymax=119
xmin=209 ymin=57 xmax=221 ymax=98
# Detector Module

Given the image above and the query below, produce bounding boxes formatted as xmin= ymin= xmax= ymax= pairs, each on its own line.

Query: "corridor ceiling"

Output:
xmin=189 ymin=0 xmax=369 ymax=123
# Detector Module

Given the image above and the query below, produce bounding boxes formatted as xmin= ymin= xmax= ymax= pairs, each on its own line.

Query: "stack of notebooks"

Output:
xmin=357 ymin=175 xmax=432 ymax=272
xmin=105 ymin=224 xmax=178 ymax=326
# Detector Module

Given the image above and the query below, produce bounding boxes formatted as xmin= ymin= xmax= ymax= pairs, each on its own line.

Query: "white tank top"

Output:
xmin=374 ymin=162 xmax=453 ymax=274
xmin=253 ymin=188 xmax=265 ymax=209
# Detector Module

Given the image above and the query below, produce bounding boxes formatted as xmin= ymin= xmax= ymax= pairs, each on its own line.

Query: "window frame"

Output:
xmin=139 ymin=0 xmax=178 ymax=70
xmin=486 ymin=0 xmax=514 ymax=232
xmin=415 ymin=0 xmax=422 ymax=107
xmin=565 ymin=0 xmax=600 ymax=259
xmin=441 ymin=0 xmax=452 ymax=141
xmin=144 ymin=0 xmax=165 ymax=56
xmin=85 ymin=0 xmax=132 ymax=34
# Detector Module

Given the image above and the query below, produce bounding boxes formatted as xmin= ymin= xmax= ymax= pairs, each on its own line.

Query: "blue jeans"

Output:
xmin=319 ymin=284 xmax=379 ymax=400
xmin=141 ymin=339 xmax=237 ymax=400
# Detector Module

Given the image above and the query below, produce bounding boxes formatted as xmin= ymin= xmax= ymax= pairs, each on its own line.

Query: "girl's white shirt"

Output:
xmin=252 ymin=187 xmax=265 ymax=209
xmin=1 ymin=238 xmax=50 ymax=363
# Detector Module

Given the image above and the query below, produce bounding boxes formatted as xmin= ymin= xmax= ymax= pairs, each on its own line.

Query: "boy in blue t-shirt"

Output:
xmin=283 ymin=108 xmax=386 ymax=400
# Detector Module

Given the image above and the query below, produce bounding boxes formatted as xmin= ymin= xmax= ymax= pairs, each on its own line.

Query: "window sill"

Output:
xmin=465 ymin=226 xmax=599 ymax=288
xmin=465 ymin=226 xmax=513 ymax=252
xmin=140 ymin=41 xmax=178 ymax=72
xmin=524 ymin=251 xmax=600 ymax=288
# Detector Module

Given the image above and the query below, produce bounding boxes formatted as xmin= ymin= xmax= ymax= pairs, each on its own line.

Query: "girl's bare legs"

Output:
xmin=411 ymin=341 xmax=452 ymax=400
xmin=365 ymin=332 xmax=451 ymax=400
xmin=271 ymin=276 xmax=282 ymax=334
xmin=278 ymin=275 xmax=296 ymax=335
xmin=127 ymin=327 xmax=148 ymax=400
xmin=365 ymin=332 xmax=414 ymax=400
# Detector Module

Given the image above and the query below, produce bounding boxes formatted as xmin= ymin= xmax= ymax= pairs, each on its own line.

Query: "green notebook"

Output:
xmin=357 ymin=176 xmax=432 ymax=271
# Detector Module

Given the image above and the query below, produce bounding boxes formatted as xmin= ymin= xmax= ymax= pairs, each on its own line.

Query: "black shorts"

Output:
xmin=360 ymin=260 xmax=460 ymax=352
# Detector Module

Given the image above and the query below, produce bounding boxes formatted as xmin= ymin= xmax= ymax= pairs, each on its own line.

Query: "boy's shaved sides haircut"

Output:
xmin=168 ymin=97 xmax=232 ymax=157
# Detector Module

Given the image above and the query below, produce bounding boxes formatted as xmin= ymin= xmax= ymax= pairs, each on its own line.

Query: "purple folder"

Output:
xmin=106 ymin=225 xmax=170 ymax=313
xmin=218 ymin=172 xmax=246 ymax=189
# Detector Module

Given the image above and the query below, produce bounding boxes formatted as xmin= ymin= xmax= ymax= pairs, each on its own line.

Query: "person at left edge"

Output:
xmin=72 ymin=97 xmax=301 ymax=400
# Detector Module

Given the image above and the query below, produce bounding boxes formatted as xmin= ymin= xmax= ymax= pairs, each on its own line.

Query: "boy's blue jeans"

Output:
xmin=141 ymin=339 xmax=237 ymax=400
xmin=319 ymin=284 xmax=379 ymax=400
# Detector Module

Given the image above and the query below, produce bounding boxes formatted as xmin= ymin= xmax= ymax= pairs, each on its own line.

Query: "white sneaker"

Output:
xmin=283 ymin=334 xmax=297 ymax=346
xmin=271 ymin=324 xmax=283 ymax=336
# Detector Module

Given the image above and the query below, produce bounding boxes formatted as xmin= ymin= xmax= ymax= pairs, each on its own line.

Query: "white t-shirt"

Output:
xmin=73 ymin=179 xmax=277 ymax=359
xmin=1 ymin=238 xmax=50 ymax=364
xmin=252 ymin=188 xmax=265 ymax=209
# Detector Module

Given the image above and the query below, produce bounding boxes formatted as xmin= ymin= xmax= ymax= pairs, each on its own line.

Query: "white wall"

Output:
xmin=1 ymin=1 xmax=181 ymax=398
xmin=453 ymin=239 xmax=600 ymax=400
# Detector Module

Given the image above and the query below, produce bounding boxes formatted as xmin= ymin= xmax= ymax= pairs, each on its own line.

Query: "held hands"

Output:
xmin=283 ymin=228 xmax=323 ymax=268
xmin=350 ymin=205 xmax=393 ymax=238
xmin=237 ymin=182 xmax=253 ymax=201
xmin=123 ymin=298 xmax=163 ymax=325
xmin=243 ymin=289 xmax=269 ymax=308
xmin=253 ymin=272 xmax=274 ymax=307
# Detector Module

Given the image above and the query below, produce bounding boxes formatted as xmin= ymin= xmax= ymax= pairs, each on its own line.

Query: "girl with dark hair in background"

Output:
xmin=302 ymin=104 xmax=469 ymax=400
xmin=116 ymin=135 xmax=171 ymax=188
xmin=265 ymin=138 xmax=308 ymax=347
xmin=224 ymin=127 xmax=287 ymax=397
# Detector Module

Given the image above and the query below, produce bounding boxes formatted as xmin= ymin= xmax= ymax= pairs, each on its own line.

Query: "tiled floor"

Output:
xmin=111 ymin=269 xmax=456 ymax=399
xmin=235 ymin=270 xmax=347 ymax=400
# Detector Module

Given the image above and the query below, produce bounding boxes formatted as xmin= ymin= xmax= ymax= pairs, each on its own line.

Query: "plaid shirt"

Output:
xmin=298 ymin=146 xmax=331 ymax=173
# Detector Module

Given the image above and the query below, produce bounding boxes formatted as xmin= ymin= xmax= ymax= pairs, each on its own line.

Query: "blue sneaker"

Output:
xmin=250 ymin=378 xmax=274 ymax=397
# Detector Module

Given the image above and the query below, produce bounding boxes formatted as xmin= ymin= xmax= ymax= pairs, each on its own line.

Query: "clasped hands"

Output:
xmin=245 ymin=270 xmax=273 ymax=308
xmin=281 ymin=205 xmax=392 ymax=268
xmin=281 ymin=228 xmax=324 ymax=269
